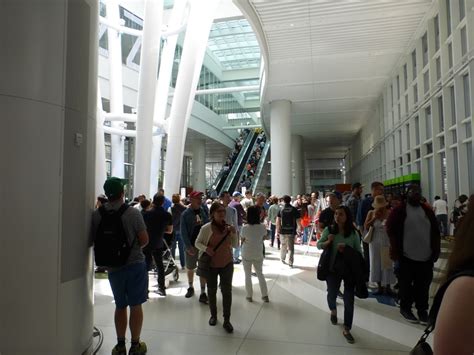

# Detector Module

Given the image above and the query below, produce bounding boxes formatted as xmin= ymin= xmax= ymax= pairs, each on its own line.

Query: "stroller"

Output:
xmin=152 ymin=233 xmax=179 ymax=283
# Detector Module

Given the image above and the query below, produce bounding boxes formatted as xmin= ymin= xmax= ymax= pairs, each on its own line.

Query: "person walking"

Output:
xmin=241 ymin=206 xmax=269 ymax=303
xmin=170 ymin=194 xmax=186 ymax=269
xmin=195 ymin=202 xmax=239 ymax=333
xmin=180 ymin=191 xmax=210 ymax=303
xmin=386 ymin=184 xmax=440 ymax=325
xmin=276 ymin=195 xmax=300 ymax=268
xmin=267 ymin=196 xmax=281 ymax=249
xmin=317 ymin=206 xmax=363 ymax=344
xmin=364 ymin=195 xmax=395 ymax=295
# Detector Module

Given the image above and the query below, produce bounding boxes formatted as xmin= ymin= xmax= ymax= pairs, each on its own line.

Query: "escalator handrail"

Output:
xmin=227 ymin=133 xmax=261 ymax=193
xmin=221 ymin=131 xmax=258 ymax=193
xmin=250 ymin=141 xmax=270 ymax=192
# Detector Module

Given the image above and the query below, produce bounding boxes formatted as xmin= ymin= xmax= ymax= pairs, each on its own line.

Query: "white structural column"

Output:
xmin=270 ymin=100 xmax=292 ymax=196
xmin=0 ymin=0 xmax=98 ymax=353
xmin=96 ymin=87 xmax=107 ymax=197
xmin=107 ymin=0 xmax=125 ymax=178
xmin=291 ymin=134 xmax=304 ymax=196
xmin=133 ymin=0 xmax=163 ymax=196
xmin=192 ymin=139 xmax=207 ymax=192
xmin=163 ymin=0 xmax=220 ymax=194
xmin=150 ymin=0 xmax=188 ymax=196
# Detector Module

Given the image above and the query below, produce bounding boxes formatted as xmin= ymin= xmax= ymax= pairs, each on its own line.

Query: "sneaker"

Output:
xmin=343 ymin=330 xmax=355 ymax=344
xmin=337 ymin=290 xmax=344 ymax=298
xmin=185 ymin=287 xmax=194 ymax=298
xmin=112 ymin=345 xmax=126 ymax=355
xmin=199 ymin=292 xmax=208 ymax=304
xmin=128 ymin=342 xmax=147 ymax=355
xmin=223 ymin=320 xmax=234 ymax=333
xmin=400 ymin=309 xmax=419 ymax=324
xmin=418 ymin=310 xmax=429 ymax=326
xmin=330 ymin=313 xmax=337 ymax=325
xmin=281 ymin=259 xmax=286 ymax=265
xmin=262 ymin=296 xmax=269 ymax=303
xmin=289 ymin=264 xmax=293 ymax=268
xmin=209 ymin=316 xmax=217 ymax=326
xmin=233 ymin=259 xmax=241 ymax=264
xmin=157 ymin=288 xmax=166 ymax=297
xmin=251 ymin=272 xmax=257 ymax=277
xmin=246 ymin=296 xmax=253 ymax=302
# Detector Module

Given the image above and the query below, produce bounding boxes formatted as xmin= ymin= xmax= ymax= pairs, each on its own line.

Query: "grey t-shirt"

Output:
xmin=403 ymin=204 xmax=432 ymax=261
xmin=92 ymin=201 xmax=147 ymax=268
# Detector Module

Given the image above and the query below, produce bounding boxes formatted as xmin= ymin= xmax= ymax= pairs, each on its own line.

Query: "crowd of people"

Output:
xmin=92 ymin=177 xmax=472 ymax=355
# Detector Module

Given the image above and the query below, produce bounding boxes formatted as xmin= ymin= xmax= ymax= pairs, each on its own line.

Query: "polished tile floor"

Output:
xmin=93 ymin=244 xmax=428 ymax=355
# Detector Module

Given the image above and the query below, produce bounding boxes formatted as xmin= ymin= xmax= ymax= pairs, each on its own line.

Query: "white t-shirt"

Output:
xmin=433 ymin=199 xmax=448 ymax=215
xmin=240 ymin=224 xmax=267 ymax=260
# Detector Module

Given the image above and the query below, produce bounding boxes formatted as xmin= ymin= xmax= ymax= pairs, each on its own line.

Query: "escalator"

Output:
xmin=250 ymin=141 xmax=270 ymax=193
xmin=219 ymin=131 xmax=259 ymax=194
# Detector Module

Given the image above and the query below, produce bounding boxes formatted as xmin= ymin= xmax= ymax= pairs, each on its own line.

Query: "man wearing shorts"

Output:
xmin=180 ymin=191 xmax=209 ymax=303
xmin=92 ymin=177 xmax=149 ymax=355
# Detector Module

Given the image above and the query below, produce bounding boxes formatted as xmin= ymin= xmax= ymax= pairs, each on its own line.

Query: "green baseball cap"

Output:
xmin=103 ymin=177 xmax=126 ymax=199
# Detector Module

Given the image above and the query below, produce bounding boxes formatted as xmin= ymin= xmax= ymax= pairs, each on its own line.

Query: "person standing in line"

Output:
xmin=195 ymin=202 xmax=238 ymax=333
xmin=317 ymin=206 xmax=363 ymax=344
xmin=241 ymin=206 xmax=269 ymax=303
xmin=356 ymin=181 xmax=385 ymax=277
xmin=433 ymin=195 xmax=448 ymax=239
xmin=92 ymin=178 xmax=149 ymax=355
xmin=276 ymin=195 xmax=301 ymax=268
xmin=345 ymin=183 xmax=363 ymax=222
xmin=364 ymin=195 xmax=395 ymax=296
xmin=319 ymin=192 xmax=340 ymax=231
xmin=180 ymin=191 xmax=210 ymax=303
xmin=386 ymin=184 xmax=440 ymax=325
xmin=267 ymin=196 xmax=281 ymax=249
xmin=143 ymin=194 xmax=173 ymax=296
xmin=229 ymin=191 xmax=246 ymax=263
xmin=170 ymin=194 xmax=186 ymax=269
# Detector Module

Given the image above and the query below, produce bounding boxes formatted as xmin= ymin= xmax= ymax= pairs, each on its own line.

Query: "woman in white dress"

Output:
xmin=364 ymin=195 xmax=396 ymax=295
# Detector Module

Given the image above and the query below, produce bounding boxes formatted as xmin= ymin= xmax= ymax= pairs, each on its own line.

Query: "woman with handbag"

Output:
xmin=364 ymin=195 xmax=395 ymax=296
xmin=195 ymin=202 xmax=238 ymax=333
xmin=317 ymin=206 xmax=362 ymax=344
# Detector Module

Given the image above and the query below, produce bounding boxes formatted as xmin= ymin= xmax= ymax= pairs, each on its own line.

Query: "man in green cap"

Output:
xmin=91 ymin=177 xmax=149 ymax=355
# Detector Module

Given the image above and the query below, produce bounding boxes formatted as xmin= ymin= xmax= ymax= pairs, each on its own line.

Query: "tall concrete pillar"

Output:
xmin=163 ymin=0 xmax=220 ymax=195
xmin=192 ymin=139 xmax=207 ymax=192
xmin=0 ymin=0 xmax=98 ymax=354
xmin=291 ymin=134 xmax=304 ymax=196
xmin=270 ymin=100 xmax=292 ymax=196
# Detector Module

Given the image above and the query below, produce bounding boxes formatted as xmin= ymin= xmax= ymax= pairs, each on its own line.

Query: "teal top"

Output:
xmin=317 ymin=227 xmax=362 ymax=270
xmin=268 ymin=204 xmax=281 ymax=224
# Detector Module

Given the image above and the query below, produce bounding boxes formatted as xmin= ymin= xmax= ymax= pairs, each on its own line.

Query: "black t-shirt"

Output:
xmin=278 ymin=204 xmax=300 ymax=235
xmin=143 ymin=206 xmax=172 ymax=249
xmin=319 ymin=207 xmax=335 ymax=229
xmin=191 ymin=208 xmax=204 ymax=244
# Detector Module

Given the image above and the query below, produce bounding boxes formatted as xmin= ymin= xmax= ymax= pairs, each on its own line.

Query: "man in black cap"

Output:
xmin=345 ymin=183 xmax=363 ymax=222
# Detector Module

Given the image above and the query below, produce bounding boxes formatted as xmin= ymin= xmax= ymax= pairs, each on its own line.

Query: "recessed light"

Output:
xmin=290 ymin=24 xmax=294 ymax=27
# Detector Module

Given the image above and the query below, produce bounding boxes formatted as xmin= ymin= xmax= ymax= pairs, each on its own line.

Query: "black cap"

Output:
xmin=352 ymin=182 xmax=363 ymax=190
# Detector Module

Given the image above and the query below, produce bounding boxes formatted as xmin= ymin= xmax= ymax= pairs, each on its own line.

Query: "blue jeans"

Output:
xmin=326 ymin=273 xmax=355 ymax=329
xmin=302 ymin=226 xmax=311 ymax=244
xmin=171 ymin=231 xmax=185 ymax=268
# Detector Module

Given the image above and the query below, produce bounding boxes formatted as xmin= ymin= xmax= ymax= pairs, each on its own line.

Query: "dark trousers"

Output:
xmin=436 ymin=214 xmax=448 ymax=237
xmin=399 ymin=257 xmax=433 ymax=313
xmin=326 ymin=273 xmax=355 ymax=330
xmin=171 ymin=231 xmax=185 ymax=268
xmin=207 ymin=262 xmax=234 ymax=320
xmin=270 ymin=224 xmax=280 ymax=248
xmin=144 ymin=246 xmax=165 ymax=290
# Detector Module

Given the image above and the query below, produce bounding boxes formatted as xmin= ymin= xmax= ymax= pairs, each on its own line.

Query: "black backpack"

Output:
xmin=94 ymin=204 xmax=131 ymax=267
xmin=281 ymin=205 xmax=296 ymax=233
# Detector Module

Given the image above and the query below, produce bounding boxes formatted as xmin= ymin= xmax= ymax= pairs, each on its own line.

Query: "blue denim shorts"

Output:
xmin=108 ymin=262 xmax=147 ymax=309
